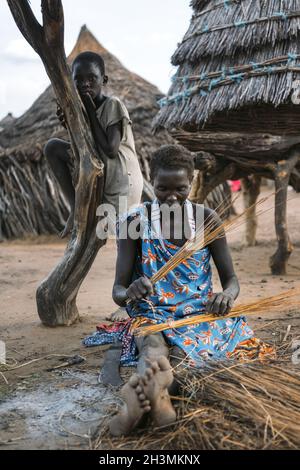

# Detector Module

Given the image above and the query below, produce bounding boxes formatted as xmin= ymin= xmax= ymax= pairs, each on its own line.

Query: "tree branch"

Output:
xmin=7 ymin=0 xmax=44 ymax=54
xmin=41 ymin=0 xmax=64 ymax=49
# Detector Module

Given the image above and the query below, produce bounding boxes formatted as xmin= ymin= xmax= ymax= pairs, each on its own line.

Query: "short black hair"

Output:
xmin=150 ymin=144 xmax=195 ymax=182
xmin=72 ymin=51 xmax=106 ymax=76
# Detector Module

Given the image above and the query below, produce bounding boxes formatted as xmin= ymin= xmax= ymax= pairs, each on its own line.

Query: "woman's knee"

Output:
xmin=142 ymin=334 xmax=168 ymax=355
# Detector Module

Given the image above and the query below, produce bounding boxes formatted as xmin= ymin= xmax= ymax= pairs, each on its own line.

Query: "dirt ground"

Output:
xmin=0 ymin=188 xmax=299 ymax=449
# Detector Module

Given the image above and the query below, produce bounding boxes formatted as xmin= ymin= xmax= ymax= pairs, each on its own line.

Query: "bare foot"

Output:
xmin=60 ymin=211 xmax=74 ymax=238
xmin=109 ymin=374 xmax=151 ymax=437
xmin=106 ymin=307 xmax=128 ymax=322
xmin=142 ymin=356 xmax=176 ymax=428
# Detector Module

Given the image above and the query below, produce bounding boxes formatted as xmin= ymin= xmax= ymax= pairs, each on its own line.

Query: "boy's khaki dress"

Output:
xmin=68 ymin=96 xmax=143 ymax=217
xmin=96 ymin=96 xmax=143 ymax=215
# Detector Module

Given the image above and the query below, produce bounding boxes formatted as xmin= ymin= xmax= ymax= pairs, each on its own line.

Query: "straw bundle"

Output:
xmin=93 ymin=333 xmax=300 ymax=450
xmin=134 ymin=288 xmax=300 ymax=336
xmin=151 ymin=193 xmax=272 ymax=285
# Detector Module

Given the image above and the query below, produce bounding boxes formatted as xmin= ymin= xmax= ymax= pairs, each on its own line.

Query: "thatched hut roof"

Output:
xmin=154 ymin=0 xmax=300 ymax=135
xmin=0 ymin=26 xmax=174 ymax=239
xmin=0 ymin=113 xmax=15 ymax=132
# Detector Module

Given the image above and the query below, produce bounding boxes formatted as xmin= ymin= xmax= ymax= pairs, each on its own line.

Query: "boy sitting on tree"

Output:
xmin=44 ymin=51 xmax=143 ymax=238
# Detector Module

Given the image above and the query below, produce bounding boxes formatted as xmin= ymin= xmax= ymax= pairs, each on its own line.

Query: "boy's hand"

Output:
xmin=126 ymin=277 xmax=153 ymax=301
xmin=80 ymin=92 xmax=96 ymax=116
xmin=206 ymin=292 xmax=234 ymax=316
xmin=56 ymin=103 xmax=67 ymax=129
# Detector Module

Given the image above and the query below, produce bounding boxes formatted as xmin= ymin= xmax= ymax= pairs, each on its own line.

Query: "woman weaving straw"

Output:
xmin=93 ymin=144 xmax=273 ymax=436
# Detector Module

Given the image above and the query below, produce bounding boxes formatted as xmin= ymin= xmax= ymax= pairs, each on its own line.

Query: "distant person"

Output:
xmin=229 ymin=179 xmax=241 ymax=192
xmin=44 ymin=51 xmax=143 ymax=238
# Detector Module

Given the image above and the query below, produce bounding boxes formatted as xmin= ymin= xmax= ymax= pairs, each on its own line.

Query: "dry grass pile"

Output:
xmin=93 ymin=330 xmax=300 ymax=450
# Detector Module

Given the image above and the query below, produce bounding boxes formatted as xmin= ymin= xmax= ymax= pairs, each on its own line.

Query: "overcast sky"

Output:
xmin=0 ymin=0 xmax=191 ymax=119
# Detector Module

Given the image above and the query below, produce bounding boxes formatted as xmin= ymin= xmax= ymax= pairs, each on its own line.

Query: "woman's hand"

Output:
xmin=206 ymin=292 xmax=234 ymax=316
xmin=126 ymin=277 xmax=153 ymax=301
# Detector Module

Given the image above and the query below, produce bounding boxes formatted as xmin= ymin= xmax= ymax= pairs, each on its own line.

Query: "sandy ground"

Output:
xmin=0 ymin=188 xmax=299 ymax=449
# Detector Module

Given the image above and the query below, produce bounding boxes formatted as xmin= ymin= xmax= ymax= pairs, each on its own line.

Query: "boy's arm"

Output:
xmin=204 ymin=208 xmax=240 ymax=316
xmin=81 ymin=93 xmax=121 ymax=160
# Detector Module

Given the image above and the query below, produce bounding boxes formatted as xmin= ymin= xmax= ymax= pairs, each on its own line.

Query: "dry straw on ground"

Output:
xmin=93 ymin=330 xmax=300 ymax=450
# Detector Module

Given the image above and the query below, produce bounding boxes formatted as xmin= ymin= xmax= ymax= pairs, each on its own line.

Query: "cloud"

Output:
xmin=0 ymin=65 xmax=49 ymax=118
xmin=145 ymin=32 xmax=178 ymax=47
xmin=1 ymin=38 xmax=40 ymax=64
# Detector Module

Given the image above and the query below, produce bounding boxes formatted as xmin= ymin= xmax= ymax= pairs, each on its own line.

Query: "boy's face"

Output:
xmin=72 ymin=61 xmax=104 ymax=99
xmin=153 ymin=168 xmax=192 ymax=207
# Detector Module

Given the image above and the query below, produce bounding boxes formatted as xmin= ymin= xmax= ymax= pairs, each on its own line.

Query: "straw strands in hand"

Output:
xmin=132 ymin=193 xmax=300 ymax=336
xmin=151 ymin=193 xmax=273 ymax=285
xmin=134 ymin=288 xmax=300 ymax=336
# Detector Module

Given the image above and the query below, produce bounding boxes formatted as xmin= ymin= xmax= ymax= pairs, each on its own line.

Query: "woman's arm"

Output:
xmin=113 ymin=220 xmax=153 ymax=306
xmin=113 ymin=236 xmax=137 ymax=306
xmin=204 ymin=207 xmax=240 ymax=316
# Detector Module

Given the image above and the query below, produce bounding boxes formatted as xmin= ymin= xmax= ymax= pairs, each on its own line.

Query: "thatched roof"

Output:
xmin=0 ymin=113 xmax=15 ymax=132
xmin=0 ymin=25 xmax=173 ymax=179
xmin=154 ymin=0 xmax=300 ymax=134
xmin=0 ymin=26 xmax=174 ymax=239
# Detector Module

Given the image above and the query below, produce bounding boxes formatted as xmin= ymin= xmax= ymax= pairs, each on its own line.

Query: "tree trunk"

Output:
xmin=7 ymin=0 xmax=105 ymax=326
xmin=269 ymin=147 xmax=300 ymax=275
xmin=241 ymin=175 xmax=261 ymax=247
xmin=192 ymin=148 xmax=299 ymax=274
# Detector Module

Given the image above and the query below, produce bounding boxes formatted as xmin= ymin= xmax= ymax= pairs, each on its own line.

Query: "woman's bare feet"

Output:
xmin=109 ymin=374 xmax=151 ymax=437
xmin=142 ymin=356 xmax=176 ymax=427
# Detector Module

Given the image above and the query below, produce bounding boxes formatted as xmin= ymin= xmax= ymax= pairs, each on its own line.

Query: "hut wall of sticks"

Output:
xmin=154 ymin=0 xmax=300 ymax=275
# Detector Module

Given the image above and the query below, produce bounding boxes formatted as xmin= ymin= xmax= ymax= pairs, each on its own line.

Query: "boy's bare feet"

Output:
xmin=60 ymin=211 xmax=74 ymax=238
xmin=142 ymin=356 xmax=176 ymax=427
xmin=109 ymin=374 xmax=151 ymax=437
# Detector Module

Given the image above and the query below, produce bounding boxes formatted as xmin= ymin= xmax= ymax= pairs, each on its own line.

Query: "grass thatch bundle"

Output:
xmin=154 ymin=0 xmax=300 ymax=135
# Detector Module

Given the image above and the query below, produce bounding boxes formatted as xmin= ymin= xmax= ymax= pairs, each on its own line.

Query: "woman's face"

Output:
xmin=153 ymin=167 xmax=192 ymax=207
